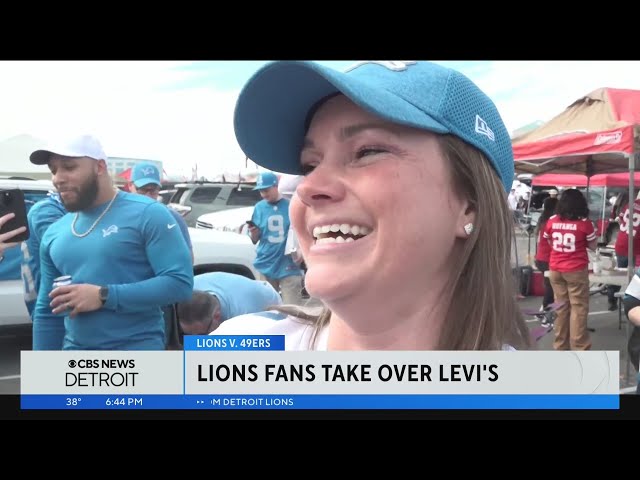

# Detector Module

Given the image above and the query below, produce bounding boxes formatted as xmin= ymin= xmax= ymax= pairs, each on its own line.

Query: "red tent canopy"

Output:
xmin=513 ymin=88 xmax=640 ymax=176
xmin=591 ymin=173 xmax=640 ymax=188
xmin=532 ymin=172 xmax=640 ymax=188
xmin=532 ymin=173 xmax=588 ymax=187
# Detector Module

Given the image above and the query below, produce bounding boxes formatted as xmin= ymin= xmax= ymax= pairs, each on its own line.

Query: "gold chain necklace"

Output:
xmin=71 ymin=190 xmax=119 ymax=238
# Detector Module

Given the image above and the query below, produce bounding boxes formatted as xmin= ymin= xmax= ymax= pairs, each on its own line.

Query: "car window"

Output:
xmin=171 ymin=188 xmax=189 ymax=204
xmin=190 ymin=187 xmax=222 ymax=204
xmin=159 ymin=189 xmax=176 ymax=205
xmin=23 ymin=190 xmax=51 ymax=209
xmin=227 ymin=188 xmax=262 ymax=207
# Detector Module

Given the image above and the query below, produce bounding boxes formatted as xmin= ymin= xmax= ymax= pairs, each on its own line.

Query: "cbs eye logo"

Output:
xmin=67 ymin=359 xmax=100 ymax=368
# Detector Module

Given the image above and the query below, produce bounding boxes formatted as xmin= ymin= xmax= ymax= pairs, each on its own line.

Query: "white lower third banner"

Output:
xmin=20 ymin=336 xmax=620 ymax=409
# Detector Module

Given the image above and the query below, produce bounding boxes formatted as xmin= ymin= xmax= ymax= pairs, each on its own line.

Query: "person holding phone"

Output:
xmin=0 ymin=212 xmax=27 ymax=262
xmin=247 ymin=171 xmax=304 ymax=305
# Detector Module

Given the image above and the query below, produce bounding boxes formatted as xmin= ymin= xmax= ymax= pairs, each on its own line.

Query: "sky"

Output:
xmin=0 ymin=60 xmax=639 ymax=179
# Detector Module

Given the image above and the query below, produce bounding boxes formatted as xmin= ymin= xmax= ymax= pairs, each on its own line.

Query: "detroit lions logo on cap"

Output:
xmin=141 ymin=166 xmax=156 ymax=176
xmin=344 ymin=61 xmax=417 ymax=73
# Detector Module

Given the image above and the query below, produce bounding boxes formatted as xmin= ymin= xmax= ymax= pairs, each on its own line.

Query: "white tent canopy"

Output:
xmin=0 ymin=134 xmax=49 ymax=179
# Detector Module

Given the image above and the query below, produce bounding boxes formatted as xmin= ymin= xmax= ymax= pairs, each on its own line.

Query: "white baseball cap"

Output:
xmin=30 ymin=134 xmax=107 ymax=165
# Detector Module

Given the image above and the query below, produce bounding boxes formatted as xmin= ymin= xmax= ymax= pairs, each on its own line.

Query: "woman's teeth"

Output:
xmin=312 ymin=223 xmax=371 ymax=244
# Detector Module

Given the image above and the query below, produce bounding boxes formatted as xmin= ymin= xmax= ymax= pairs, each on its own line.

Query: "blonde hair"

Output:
xmin=272 ymin=134 xmax=532 ymax=350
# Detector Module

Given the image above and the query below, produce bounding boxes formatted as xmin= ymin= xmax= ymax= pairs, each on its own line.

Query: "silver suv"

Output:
xmin=168 ymin=181 xmax=262 ymax=227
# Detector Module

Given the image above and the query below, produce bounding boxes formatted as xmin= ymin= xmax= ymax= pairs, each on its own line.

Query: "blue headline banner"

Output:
xmin=20 ymin=394 xmax=619 ymax=410
xmin=183 ymin=335 xmax=285 ymax=351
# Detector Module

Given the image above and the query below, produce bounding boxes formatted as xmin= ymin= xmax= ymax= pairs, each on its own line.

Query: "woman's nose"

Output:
xmin=296 ymin=163 xmax=346 ymax=207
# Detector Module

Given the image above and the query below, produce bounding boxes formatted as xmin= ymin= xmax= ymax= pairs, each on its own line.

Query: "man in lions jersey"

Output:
xmin=247 ymin=172 xmax=304 ymax=305
xmin=543 ymin=189 xmax=597 ymax=350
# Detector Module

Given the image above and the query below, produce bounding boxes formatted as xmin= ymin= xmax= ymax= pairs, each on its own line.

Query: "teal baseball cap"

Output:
xmin=131 ymin=162 xmax=161 ymax=188
xmin=234 ymin=61 xmax=513 ymax=192
xmin=253 ymin=171 xmax=278 ymax=190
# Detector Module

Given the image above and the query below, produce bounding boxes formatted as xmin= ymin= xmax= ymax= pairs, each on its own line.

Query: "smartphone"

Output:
xmin=0 ymin=189 xmax=30 ymax=242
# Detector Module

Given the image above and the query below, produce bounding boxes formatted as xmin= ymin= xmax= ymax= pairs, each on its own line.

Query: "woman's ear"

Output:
xmin=455 ymin=202 xmax=476 ymax=239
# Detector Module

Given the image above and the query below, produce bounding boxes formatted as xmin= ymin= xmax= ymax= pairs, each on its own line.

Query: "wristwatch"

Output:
xmin=99 ymin=286 xmax=109 ymax=305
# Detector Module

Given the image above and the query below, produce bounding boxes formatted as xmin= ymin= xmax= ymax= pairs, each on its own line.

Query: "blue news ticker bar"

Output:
xmin=21 ymin=394 xmax=619 ymax=410
xmin=183 ymin=335 xmax=285 ymax=351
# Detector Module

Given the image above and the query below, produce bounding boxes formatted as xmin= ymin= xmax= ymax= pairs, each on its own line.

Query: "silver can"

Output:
xmin=52 ymin=275 xmax=72 ymax=289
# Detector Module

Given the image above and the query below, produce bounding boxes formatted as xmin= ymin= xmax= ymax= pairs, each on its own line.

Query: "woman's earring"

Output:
xmin=464 ymin=223 xmax=474 ymax=236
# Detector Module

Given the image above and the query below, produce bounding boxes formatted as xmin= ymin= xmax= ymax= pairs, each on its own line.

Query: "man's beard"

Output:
xmin=60 ymin=173 xmax=99 ymax=212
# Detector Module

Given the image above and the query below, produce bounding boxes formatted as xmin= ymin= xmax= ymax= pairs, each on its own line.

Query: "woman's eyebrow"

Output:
xmin=302 ymin=122 xmax=398 ymax=152
xmin=339 ymin=122 xmax=394 ymax=141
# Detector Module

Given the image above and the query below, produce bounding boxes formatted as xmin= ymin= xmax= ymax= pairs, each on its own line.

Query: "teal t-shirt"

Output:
xmin=251 ymin=198 xmax=303 ymax=280
xmin=33 ymin=191 xmax=194 ymax=350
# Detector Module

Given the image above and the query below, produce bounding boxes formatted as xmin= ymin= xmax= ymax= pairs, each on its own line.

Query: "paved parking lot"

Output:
xmin=0 ymin=327 xmax=31 ymax=394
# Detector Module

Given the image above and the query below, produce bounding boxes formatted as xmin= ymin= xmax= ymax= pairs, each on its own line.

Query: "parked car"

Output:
xmin=0 ymin=182 xmax=258 ymax=331
xmin=196 ymin=206 xmax=254 ymax=235
xmin=158 ymin=189 xmax=177 ymax=205
xmin=168 ymin=181 xmax=262 ymax=227
xmin=188 ymin=227 xmax=257 ymax=278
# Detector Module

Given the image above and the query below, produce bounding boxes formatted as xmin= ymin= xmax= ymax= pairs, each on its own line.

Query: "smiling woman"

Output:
xmin=212 ymin=60 xmax=532 ymax=351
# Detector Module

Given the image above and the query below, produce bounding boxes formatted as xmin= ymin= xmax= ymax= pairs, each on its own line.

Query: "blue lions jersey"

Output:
xmin=33 ymin=191 xmax=194 ymax=351
xmin=251 ymin=198 xmax=303 ymax=280
xmin=21 ymin=193 xmax=67 ymax=317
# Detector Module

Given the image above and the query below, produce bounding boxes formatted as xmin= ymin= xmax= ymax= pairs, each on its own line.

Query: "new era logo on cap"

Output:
xmin=475 ymin=115 xmax=495 ymax=142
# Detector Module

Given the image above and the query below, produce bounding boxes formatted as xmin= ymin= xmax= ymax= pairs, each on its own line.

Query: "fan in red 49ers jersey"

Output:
xmin=543 ymin=215 xmax=597 ymax=271
xmin=615 ymin=197 xmax=640 ymax=261
xmin=542 ymin=189 xmax=597 ymax=351
xmin=607 ymin=196 xmax=640 ymax=310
